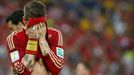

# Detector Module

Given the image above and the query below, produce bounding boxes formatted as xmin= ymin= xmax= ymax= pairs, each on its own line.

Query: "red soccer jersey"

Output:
xmin=6 ymin=27 xmax=64 ymax=75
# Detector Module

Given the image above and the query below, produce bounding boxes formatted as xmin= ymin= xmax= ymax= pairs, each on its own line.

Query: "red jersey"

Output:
xmin=6 ymin=27 xmax=64 ymax=75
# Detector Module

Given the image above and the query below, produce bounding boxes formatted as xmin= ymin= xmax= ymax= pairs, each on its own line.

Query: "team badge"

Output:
xmin=56 ymin=47 xmax=64 ymax=58
xmin=10 ymin=50 xmax=19 ymax=63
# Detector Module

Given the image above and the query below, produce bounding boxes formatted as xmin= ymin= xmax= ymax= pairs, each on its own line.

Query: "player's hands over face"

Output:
xmin=26 ymin=22 xmax=46 ymax=39
xmin=26 ymin=25 xmax=39 ymax=39
xmin=37 ymin=22 xmax=46 ymax=39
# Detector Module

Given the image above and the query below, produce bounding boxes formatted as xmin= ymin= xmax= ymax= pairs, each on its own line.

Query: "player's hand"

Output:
xmin=38 ymin=23 xmax=50 ymax=56
xmin=37 ymin=22 xmax=46 ymax=39
xmin=13 ymin=61 xmax=25 ymax=74
xmin=26 ymin=25 xmax=39 ymax=39
xmin=26 ymin=22 xmax=46 ymax=39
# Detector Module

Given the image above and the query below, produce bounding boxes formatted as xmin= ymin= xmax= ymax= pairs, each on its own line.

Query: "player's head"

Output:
xmin=23 ymin=1 xmax=46 ymax=21
xmin=24 ymin=1 xmax=47 ymax=39
xmin=75 ymin=61 xmax=91 ymax=75
xmin=6 ymin=10 xmax=24 ymax=32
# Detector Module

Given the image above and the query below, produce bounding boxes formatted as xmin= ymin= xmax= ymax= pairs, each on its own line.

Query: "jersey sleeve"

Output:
xmin=42 ymin=29 xmax=64 ymax=75
xmin=6 ymin=32 xmax=31 ymax=75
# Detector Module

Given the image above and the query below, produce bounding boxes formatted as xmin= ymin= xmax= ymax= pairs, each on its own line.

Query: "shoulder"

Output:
xmin=6 ymin=29 xmax=27 ymax=50
xmin=48 ymin=27 xmax=62 ymax=35
xmin=6 ymin=29 xmax=25 ymax=48
xmin=48 ymin=27 xmax=63 ymax=46
xmin=7 ymin=29 xmax=25 ymax=50
xmin=7 ymin=29 xmax=25 ymax=40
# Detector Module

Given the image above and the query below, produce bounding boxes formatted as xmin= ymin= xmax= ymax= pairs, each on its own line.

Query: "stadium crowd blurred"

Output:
xmin=0 ymin=0 xmax=134 ymax=75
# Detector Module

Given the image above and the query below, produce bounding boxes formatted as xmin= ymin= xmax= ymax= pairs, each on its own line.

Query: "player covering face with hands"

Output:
xmin=7 ymin=1 xmax=64 ymax=75
xmin=26 ymin=22 xmax=46 ymax=39
xmin=25 ymin=17 xmax=50 ymax=57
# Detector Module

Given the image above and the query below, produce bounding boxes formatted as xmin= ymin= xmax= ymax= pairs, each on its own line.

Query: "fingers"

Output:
xmin=42 ymin=22 xmax=46 ymax=32
xmin=38 ymin=23 xmax=44 ymax=33
xmin=26 ymin=22 xmax=46 ymax=39
xmin=29 ymin=25 xmax=39 ymax=39
xmin=37 ymin=22 xmax=46 ymax=38
xmin=38 ymin=23 xmax=42 ymax=34
xmin=35 ymin=25 xmax=39 ymax=38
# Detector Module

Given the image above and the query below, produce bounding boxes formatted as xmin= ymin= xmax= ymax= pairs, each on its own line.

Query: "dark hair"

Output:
xmin=6 ymin=10 xmax=23 ymax=25
xmin=24 ymin=1 xmax=46 ymax=21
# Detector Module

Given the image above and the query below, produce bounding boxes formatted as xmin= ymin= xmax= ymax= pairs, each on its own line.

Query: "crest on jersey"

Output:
xmin=56 ymin=47 xmax=64 ymax=58
xmin=10 ymin=50 xmax=19 ymax=63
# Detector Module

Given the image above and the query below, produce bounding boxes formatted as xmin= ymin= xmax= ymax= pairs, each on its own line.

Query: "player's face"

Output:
xmin=7 ymin=21 xmax=18 ymax=33
xmin=76 ymin=63 xmax=91 ymax=75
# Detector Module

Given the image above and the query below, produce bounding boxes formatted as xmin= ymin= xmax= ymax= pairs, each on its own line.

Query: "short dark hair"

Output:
xmin=6 ymin=10 xmax=23 ymax=25
xmin=24 ymin=1 xmax=46 ymax=21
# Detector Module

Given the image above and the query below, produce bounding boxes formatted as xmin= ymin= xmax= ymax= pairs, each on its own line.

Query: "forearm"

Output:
xmin=39 ymin=38 xmax=50 ymax=56
xmin=39 ymin=39 xmax=64 ymax=74
xmin=21 ymin=39 xmax=38 ymax=71
xmin=12 ymin=39 xmax=38 ymax=74
xmin=42 ymin=50 xmax=64 ymax=75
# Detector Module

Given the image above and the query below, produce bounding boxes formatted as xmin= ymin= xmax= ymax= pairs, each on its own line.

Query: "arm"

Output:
xmin=21 ymin=39 xmax=38 ymax=71
xmin=6 ymin=32 xmax=37 ymax=75
xmin=39 ymin=29 xmax=64 ymax=75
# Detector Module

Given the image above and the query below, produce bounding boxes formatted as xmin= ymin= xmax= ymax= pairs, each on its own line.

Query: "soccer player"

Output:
xmin=6 ymin=10 xmax=24 ymax=33
xmin=6 ymin=1 xmax=64 ymax=75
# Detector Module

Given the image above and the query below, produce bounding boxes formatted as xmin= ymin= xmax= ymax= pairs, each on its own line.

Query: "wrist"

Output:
xmin=39 ymin=37 xmax=46 ymax=42
xmin=39 ymin=36 xmax=46 ymax=41
xmin=39 ymin=39 xmax=50 ymax=56
xmin=21 ymin=54 xmax=35 ymax=72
